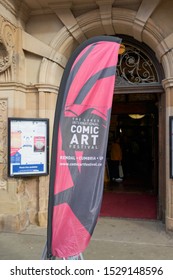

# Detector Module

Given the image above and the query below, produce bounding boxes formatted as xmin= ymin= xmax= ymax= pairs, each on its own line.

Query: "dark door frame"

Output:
xmin=111 ymin=84 xmax=164 ymax=219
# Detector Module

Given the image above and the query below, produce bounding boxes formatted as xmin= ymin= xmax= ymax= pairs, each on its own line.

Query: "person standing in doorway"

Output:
xmin=110 ymin=136 xmax=123 ymax=182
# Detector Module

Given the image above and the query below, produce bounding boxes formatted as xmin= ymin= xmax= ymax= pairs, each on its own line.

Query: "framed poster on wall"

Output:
xmin=8 ymin=118 xmax=49 ymax=177
xmin=170 ymin=116 xmax=173 ymax=178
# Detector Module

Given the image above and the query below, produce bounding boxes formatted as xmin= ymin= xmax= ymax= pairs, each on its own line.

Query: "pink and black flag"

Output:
xmin=46 ymin=36 xmax=121 ymax=259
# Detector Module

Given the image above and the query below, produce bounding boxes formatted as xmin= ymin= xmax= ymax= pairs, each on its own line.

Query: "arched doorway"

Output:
xmin=101 ymin=35 xmax=164 ymax=220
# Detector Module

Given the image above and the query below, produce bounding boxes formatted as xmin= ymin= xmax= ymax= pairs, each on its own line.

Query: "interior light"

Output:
xmin=128 ymin=114 xmax=145 ymax=119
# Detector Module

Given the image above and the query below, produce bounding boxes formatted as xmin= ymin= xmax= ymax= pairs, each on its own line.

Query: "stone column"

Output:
xmin=36 ymin=84 xmax=58 ymax=227
xmin=162 ymin=77 xmax=173 ymax=231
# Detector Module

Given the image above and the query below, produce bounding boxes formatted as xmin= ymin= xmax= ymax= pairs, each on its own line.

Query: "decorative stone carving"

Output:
xmin=3 ymin=23 xmax=15 ymax=48
xmin=0 ymin=42 xmax=10 ymax=73
xmin=0 ymin=17 xmax=15 ymax=75
xmin=0 ymin=99 xmax=7 ymax=190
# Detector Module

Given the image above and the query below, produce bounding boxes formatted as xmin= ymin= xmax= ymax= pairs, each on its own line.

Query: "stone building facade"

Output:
xmin=0 ymin=0 xmax=173 ymax=232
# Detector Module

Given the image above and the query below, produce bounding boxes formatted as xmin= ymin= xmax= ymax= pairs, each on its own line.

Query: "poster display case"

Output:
xmin=8 ymin=118 xmax=49 ymax=177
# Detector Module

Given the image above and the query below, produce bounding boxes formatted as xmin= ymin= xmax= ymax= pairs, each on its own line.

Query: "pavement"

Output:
xmin=1 ymin=217 xmax=173 ymax=260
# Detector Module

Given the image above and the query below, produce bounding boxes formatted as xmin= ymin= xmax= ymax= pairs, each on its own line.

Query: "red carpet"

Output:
xmin=100 ymin=191 xmax=157 ymax=219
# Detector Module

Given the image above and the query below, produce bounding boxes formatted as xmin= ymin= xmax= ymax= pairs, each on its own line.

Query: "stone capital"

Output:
xmin=162 ymin=78 xmax=173 ymax=90
xmin=35 ymin=83 xmax=59 ymax=95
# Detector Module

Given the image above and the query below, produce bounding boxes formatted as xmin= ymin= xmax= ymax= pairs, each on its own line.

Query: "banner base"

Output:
xmin=41 ymin=242 xmax=84 ymax=260
xmin=63 ymin=253 xmax=84 ymax=260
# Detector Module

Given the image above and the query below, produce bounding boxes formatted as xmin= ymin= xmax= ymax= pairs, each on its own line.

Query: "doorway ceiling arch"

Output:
xmin=35 ymin=2 xmax=170 ymax=86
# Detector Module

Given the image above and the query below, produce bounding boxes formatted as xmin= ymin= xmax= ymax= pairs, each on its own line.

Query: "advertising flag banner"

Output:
xmin=47 ymin=36 xmax=121 ymax=258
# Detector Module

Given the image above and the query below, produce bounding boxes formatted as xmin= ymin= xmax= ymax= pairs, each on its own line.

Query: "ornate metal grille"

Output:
xmin=116 ymin=43 xmax=159 ymax=86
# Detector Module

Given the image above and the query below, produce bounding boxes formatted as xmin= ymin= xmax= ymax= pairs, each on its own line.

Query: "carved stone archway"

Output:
xmin=38 ymin=6 xmax=168 ymax=86
xmin=37 ymin=5 xmax=173 ymax=230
